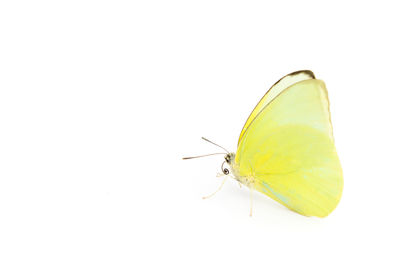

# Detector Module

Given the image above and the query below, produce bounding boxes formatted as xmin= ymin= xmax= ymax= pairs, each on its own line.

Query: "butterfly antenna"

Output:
xmin=201 ymin=137 xmax=229 ymax=153
xmin=182 ymin=152 xmax=226 ymax=160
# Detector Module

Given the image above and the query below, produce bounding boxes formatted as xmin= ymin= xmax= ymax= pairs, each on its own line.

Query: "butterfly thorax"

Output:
xmin=225 ymin=153 xmax=255 ymax=187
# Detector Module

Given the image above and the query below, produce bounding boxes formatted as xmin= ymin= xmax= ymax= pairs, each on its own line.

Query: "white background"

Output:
xmin=1 ymin=1 xmax=399 ymax=266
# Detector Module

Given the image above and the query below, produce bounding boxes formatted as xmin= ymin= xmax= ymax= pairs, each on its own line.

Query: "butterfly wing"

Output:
xmin=235 ymin=78 xmax=343 ymax=217
xmin=238 ymin=70 xmax=315 ymax=146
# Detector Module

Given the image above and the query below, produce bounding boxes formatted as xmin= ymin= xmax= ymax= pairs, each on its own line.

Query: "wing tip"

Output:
xmin=288 ymin=70 xmax=316 ymax=79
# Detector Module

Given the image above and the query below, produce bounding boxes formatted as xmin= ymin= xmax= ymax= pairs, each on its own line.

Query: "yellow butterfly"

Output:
xmin=184 ymin=70 xmax=343 ymax=217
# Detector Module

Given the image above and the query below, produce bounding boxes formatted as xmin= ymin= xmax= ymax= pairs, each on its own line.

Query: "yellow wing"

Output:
xmin=234 ymin=77 xmax=343 ymax=217
xmin=238 ymin=70 xmax=315 ymax=146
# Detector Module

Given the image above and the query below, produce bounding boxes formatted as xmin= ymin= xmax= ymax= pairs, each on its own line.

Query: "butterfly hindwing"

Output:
xmin=234 ymin=78 xmax=343 ymax=217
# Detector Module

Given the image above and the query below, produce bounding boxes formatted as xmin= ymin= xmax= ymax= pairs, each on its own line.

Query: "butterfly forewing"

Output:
xmin=238 ymin=70 xmax=315 ymax=147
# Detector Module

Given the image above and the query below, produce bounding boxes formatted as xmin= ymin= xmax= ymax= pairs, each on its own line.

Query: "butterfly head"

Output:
xmin=222 ymin=153 xmax=236 ymax=175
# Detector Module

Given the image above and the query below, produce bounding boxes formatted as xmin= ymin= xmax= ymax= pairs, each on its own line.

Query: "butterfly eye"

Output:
xmin=224 ymin=154 xmax=231 ymax=163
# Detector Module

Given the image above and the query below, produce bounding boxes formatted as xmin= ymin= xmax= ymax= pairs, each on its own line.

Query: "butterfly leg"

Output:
xmin=202 ymin=176 xmax=228 ymax=199
xmin=249 ymin=186 xmax=254 ymax=217
xmin=248 ymin=160 xmax=255 ymax=217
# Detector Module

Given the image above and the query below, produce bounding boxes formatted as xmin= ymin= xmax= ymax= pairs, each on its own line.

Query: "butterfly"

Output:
xmin=184 ymin=70 xmax=343 ymax=217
